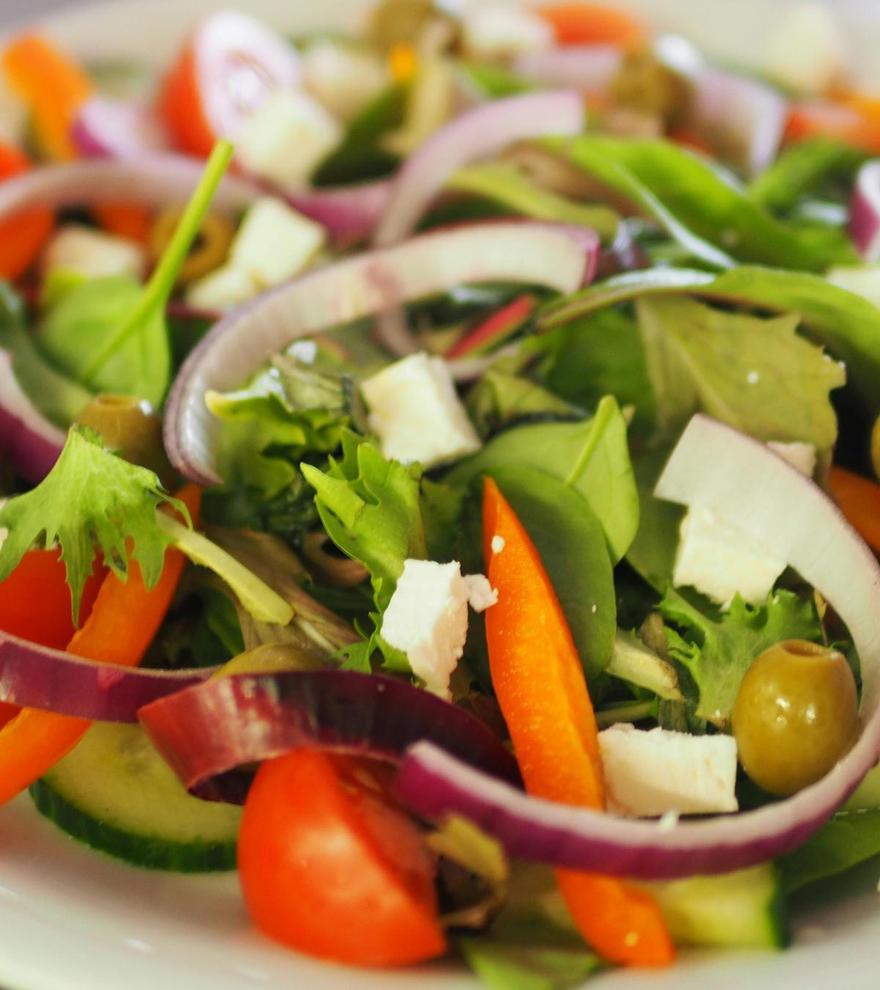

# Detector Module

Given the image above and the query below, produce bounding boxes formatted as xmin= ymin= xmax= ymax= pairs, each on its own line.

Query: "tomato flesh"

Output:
xmin=238 ymin=749 xmax=446 ymax=967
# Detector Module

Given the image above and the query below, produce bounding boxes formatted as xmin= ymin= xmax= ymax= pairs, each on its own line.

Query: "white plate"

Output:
xmin=3 ymin=1 xmax=880 ymax=988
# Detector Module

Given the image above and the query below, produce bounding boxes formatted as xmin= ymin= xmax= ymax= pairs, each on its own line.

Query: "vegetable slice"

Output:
xmin=0 ymin=350 xmax=66 ymax=484
xmin=849 ymin=160 xmax=880 ymax=261
xmin=396 ymin=416 xmax=880 ymax=879
xmin=164 ymin=222 xmax=598 ymax=485
xmin=71 ymin=96 xmax=168 ymax=159
xmin=0 ymin=143 xmax=53 ymax=280
xmin=138 ymin=669 xmax=520 ymax=804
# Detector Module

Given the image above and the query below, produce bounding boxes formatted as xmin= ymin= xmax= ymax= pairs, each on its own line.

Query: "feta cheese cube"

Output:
xmin=599 ymin=724 xmax=739 ymax=817
xmin=381 ymin=560 xmax=470 ymax=697
xmin=43 ymin=225 xmax=146 ymax=281
xmin=302 ymin=41 xmax=388 ymax=121
xmin=463 ymin=573 xmax=498 ymax=613
xmin=672 ymin=504 xmax=786 ymax=607
xmin=462 ymin=5 xmax=554 ymax=61
xmin=236 ymin=90 xmax=343 ymax=190
xmin=186 ymin=263 xmax=259 ymax=310
xmin=361 ymin=352 xmax=481 ymax=468
xmin=230 ymin=197 xmax=326 ymax=288
xmin=767 ymin=441 xmax=816 ymax=478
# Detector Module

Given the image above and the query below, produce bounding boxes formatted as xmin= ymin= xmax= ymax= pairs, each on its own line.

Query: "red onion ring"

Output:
xmin=0 ymin=627 xmax=211 ymax=724
xmin=138 ymin=670 xmax=520 ymax=804
xmin=71 ymin=96 xmax=169 ymax=160
xmin=0 ymin=350 xmax=66 ymax=484
xmin=373 ymin=90 xmax=585 ymax=247
xmin=164 ymin=221 xmax=598 ymax=485
xmin=849 ymin=160 xmax=880 ymax=261
xmin=396 ymin=416 xmax=880 ymax=879
xmin=287 ymin=180 xmax=391 ymax=248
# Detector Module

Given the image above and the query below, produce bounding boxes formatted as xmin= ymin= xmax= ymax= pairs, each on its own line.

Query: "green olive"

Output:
xmin=732 ymin=639 xmax=859 ymax=797
xmin=76 ymin=394 xmax=173 ymax=485
xmin=609 ymin=51 xmax=693 ymax=125
xmin=367 ymin=0 xmax=456 ymax=50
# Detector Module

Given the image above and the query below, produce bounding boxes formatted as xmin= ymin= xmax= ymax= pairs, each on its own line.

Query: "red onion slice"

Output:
xmin=71 ymin=96 xmax=169 ymax=160
xmin=0 ymin=628 xmax=210 ymax=723
xmin=396 ymin=416 xmax=880 ymax=879
xmin=139 ymin=670 xmax=520 ymax=804
xmin=0 ymin=156 xmax=260 ymax=221
xmin=164 ymin=221 xmax=598 ymax=485
xmin=287 ymin=179 xmax=391 ymax=248
xmin=0 ymin=350 xmax=66 ymax=484
xmin=849 ymin=160 xmax=880 ymax=261
xmin=373 ymin=90 xmax=585 ymax=247
xmin=513 ymin=45 xmax=623 ymax=94
xmin=690 ymin=69 xmax=787 ymax=177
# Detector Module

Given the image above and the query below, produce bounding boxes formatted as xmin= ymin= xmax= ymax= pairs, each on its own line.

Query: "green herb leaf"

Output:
xmin=658 ymin=588 xmax=823 ymax=727
xmin=553 ymin=135 xmax=857 ymax=271
xmin=449 ymin=396 xmax=639 ymax=562
xmin=780 ymin=808 xmax=880 ymax=894
xmin=466 ymin=366 xmax=581 ymax=438
xmin=635 ymin=295 xmax=844 ymax=447
xmin=0 ymin=427 xmax=182 ymax=621
xmin=459 ymin=938 xmax=600 ymax=990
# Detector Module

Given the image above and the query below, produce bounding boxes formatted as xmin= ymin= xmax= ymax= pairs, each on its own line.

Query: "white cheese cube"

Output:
xmin=302 ymin=41 xmax=388 ymax=121
xmin=43 ymin=224 xmax=146 ymax=281
xmin=236 ymin=90 xmax=343 ymax=191
xmin=361 ymin=352 xmax=481 ymax=468
xmin=599 ymin=724 xmax=739 ymax=817
xmin=764 ymin=4 xmax=844 ymax=96
xmin=231 ymin=197 xmax=326 ymax=288
xmin=672 ymin=504 xmax=786 ymax=607
xmin=767 ymin=441 xmax=816 ymax=478
xmin=381 ymin=560 xmax=470 ymax=697
xmin=186 ymin=264 xmax=258 ymax=310
xmin=462 ymin=4 xmax=554 ymax=61
xmin=463 ymin=573 xmax=498 ymax=613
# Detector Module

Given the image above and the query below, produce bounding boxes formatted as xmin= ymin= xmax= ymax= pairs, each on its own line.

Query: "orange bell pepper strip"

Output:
xmin=0 ymin=485 xmax=201 ymax=805
xmin=0 ymin=143 xmax=54 ymax=280
xmin=829 ymin=466 xmax=880 ymax=553
xmin=537 ymin=4 xmax=647 ymax=50
xmin=482 ymin=477 xmax=674 ymax=967
xmin=2 ymin=35 xmax=93 ymax=161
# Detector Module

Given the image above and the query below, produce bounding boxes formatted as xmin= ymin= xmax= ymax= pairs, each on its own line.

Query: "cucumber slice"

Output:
xmin=645 ymin=864 xmax=788 ymax=949
xmin=30 ymin=722 xmax=241 ymax=872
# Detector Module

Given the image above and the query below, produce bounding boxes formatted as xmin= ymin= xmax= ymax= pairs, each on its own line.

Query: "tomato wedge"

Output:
xmin=238 ymin=749 xmax=446 ymax=967
xmin=157 ymin=10 xmax=300 ymax=157
xmin=0 ymin=143 xmax=54 ymax=280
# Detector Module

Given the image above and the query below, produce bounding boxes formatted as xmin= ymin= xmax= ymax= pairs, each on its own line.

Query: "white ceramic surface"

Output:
xmin=2 ymin=1 xmax=880 ymax=988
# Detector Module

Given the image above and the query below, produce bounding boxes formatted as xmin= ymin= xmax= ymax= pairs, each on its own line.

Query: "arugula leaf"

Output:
xmin=658 ymin=588 xmax=823 ymax=727
xmin=491 ymin=467 xmax=616 ymax=679
xmin=0 ymin=427 xmax=181 ymax=620
xmin=466 ymin=366 xmax=580 ymax=438
xmin=447 ymin=163 xmax=620 ymax=241
xmin=635 ymin=296 xmax=844 ymax=447
xmin=0 ymin=282 xmax=93 ymax=427
xmin=37 ymin=141 xmax=234 ymax=406
xmin=459 ymin=939 xmax=600 ymax=990
xmin=748 ymin=138 xmax=866 ymax=214
xmin=779 ymin=809 xmax=880 ymax=894
xmin=553 ymin=135 xmax=857 ymax=272
xmin=540 ymin=265 xmax=880 ymax=418
xmin=449 ymin=396 xmax=639 ymax=562
xmin=301 ymin=433 xmax=429 ymax=671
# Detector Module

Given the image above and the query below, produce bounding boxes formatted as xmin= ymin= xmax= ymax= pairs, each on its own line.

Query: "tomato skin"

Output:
xmin=238 ymin=750 xmax=446 ymax=967
xmin=0 ymin=144 xmax=53 ymax=280
xmin=157 ymin=44 xmax=217 ymax=158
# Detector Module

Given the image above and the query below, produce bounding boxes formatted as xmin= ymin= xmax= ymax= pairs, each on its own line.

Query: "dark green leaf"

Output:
xmin=459 ymin=938 xmax=600 ymax=990
xmin=780 ymin=809 xmax=880 ymax=894
xmin=626 ymin=448 xmax=683 ymax=590
xmin=748 ymin=138 xmax=866 ymax=213
xmin=466 ymin=367 xmax=581 ymax=437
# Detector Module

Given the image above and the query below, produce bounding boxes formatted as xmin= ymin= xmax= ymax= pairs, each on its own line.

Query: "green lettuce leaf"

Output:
xmin=466 ymin=366 xmax=581 ymax=438
xmin=459 ymin=939 xmax=600 ymax=990
xmin=658 ymin=588 xmax=823 ymax=727
xmin=552 ymin=135 xmax=857 ymax=272
xmin=780 ymin=808 xmax=880 ymax=894
xmin=0 ymin=427 xmax=182 ymax=620
xmin=449 ymin=396 xmax=638 ymax=562
xmin=540 ymin=265 xmax=880 ymax=417
xmin=635 ymin=295 xmax=844 ymax=447
xmin=748 ymin=138 xmax=866 ymax=214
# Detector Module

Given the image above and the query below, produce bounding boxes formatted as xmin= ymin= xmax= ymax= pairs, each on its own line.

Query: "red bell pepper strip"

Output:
xmin=829 ymin=466 xmax=880 ymax=554
xmin=0 ymin=143 xmax=54 ymax=280
xmin=0 ymin=485 xmax=201 ymax=805
xmin=445 ymin=294 xmax=536 ymax=360
xmin=482 ymin=477 xmax=674 ymax=967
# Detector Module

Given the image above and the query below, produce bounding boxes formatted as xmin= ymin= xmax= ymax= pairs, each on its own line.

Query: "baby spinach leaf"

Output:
xmin=780 ymin=809 xmax=880 ymax=894
xmin=626 ymin=447 xmax=683 ymax=591
xmin=491 ymin=466 xmax=616 ymax=679
xmin=635 ymin=296 xmax=845 ymax=447
xmin=466 ymin=366 xmax=580 ymax=437
xmin=553 ymin=135 xmax=857 ymax=272
xmin=658 ymin=588 xmax=823 ymax=728
xmin=449 ymin=396 xmax=638 ymax=562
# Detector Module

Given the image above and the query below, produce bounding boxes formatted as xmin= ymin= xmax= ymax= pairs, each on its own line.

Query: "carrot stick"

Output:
xmin=0 ymin=485 xmax=201 ymax=805
xmin=482 ymin=477 xmax=673 ymax=966
xmin=0 ymin=143 xmax=53 ymax=279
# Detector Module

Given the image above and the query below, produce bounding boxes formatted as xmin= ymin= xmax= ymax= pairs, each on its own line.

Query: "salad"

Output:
xmin=2 ymin=0 xmax=880 ymax=985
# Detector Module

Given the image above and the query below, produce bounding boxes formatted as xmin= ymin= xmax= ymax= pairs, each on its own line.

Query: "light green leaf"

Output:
xmin=466 ymin=366 xmax=580 ymax=438
xmin=748 ymin=137 xmax=866 ymax=213
xmin=0 ymin=427 xmax=182 ymax=621
xmin=552 ymin=135 xmax=857 ymax=271
xmin=658 ymin=588 xmax=823 ymax=727
xmin=459 ymin=938 xmax=600 ymax=990
xmin=449 ymin=396 xmax=639 ymax=562
xmin=635 ymin=296 xmax=844 ymax=447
